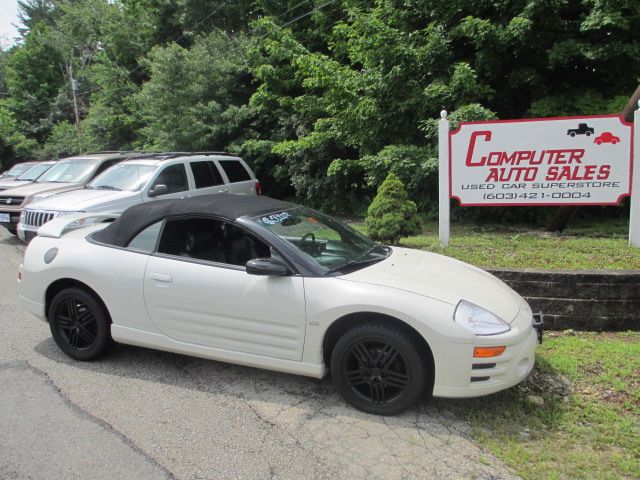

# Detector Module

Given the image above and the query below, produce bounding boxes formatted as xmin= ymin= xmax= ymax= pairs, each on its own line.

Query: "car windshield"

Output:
xmin=17 ymin=163 xmax=53 ymax=181
xmin=2 ymin=163 xmax=33 ymax=178
xmin=37 ymin=159 xmax=96 ymax=183
xmin=251 ymin=207 xmax=389 ymax=274
xmin=87 ymin=164 xmax=156 ymax=191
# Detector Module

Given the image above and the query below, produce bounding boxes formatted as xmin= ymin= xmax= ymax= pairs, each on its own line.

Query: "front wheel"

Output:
xmin=330 ymin=323 xmax=430 ymax=415
xmin=48 ymin=287 xmax=113 ymax=361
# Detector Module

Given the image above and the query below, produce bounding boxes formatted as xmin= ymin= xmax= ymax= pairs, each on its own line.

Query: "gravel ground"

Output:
xmin=0 ymin=228 xmax=520 ymax=480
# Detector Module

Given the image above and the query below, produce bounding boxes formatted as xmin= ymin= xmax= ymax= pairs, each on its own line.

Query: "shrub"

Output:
xmin=366 ymin=172 xmax=421 ymax=245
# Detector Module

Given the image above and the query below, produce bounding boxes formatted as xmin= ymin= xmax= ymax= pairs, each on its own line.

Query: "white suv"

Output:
xmin=18 ymin=152 xmax=261 ymax=242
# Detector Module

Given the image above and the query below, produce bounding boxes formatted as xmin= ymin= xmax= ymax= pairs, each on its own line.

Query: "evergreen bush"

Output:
xmin=365 ymin=173 xmax=421 ymax=245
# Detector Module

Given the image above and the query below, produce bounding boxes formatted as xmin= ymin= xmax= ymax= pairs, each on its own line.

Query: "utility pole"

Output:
xmin=68 ymin=62 xmax=80 ymax=134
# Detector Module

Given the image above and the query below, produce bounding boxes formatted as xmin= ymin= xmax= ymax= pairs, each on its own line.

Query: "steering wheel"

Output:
xmin=300 ymin=232 xmax=317 ymax=254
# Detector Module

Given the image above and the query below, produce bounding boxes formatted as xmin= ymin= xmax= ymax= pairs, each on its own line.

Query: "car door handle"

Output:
xmin=149 ymin=272 xmax=172 ymax=283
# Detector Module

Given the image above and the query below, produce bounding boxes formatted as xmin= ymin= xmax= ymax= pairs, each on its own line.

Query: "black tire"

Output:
xmin=330 ymin=323 xmax=430 ymax=415
xmin=48 ymin=287 xmax=113 ymax=361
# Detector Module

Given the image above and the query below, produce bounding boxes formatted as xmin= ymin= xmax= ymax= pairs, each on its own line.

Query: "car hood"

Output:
xmin=340 ymin=247 xmax=522 ymax=322
xmin=27 ymin=188 xmax=139 ymax=212
xmin=0 ymin=180 xmax=31 ymax=190
xmin=0 ymin=181 xmax=81 ymax=197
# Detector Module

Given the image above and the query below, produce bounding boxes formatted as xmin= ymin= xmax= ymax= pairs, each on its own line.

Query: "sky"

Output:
xmin=0 ymin=0 xmax=20 ymax=49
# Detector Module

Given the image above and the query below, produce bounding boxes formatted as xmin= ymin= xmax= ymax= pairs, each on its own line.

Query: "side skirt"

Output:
xmin=111 ymin=325 xmax=326 ymax=379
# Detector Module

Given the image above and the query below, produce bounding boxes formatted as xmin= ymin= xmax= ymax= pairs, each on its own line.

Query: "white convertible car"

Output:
xmin=18 ymin=194 xmax=542 ymax=415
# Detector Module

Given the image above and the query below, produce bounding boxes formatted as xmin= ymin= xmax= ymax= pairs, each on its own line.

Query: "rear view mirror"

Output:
xmin=246 ymin=257 xmax=289 ymax=276
xmin=148 ymin=184 xmax=169 ymax=197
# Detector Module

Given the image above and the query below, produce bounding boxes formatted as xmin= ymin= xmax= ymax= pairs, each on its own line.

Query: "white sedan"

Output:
xmin=18 ymin=194 xmax=542 ymax=415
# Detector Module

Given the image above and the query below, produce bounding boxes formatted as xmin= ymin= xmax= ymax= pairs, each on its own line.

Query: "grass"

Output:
xmin=350 ymin=218 xmax=640 ymax=269
xmin=441 ymin=331 xmax=640 ymax=480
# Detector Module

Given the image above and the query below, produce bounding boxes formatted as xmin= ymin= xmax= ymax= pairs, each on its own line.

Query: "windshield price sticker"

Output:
xmin=259 ymin=211 xmax=291 ymax=225
xmin=449 ymin=115 xmax=632 ymax=206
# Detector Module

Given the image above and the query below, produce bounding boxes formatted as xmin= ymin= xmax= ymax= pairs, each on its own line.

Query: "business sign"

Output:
xmin=449 ymin=115 xmax=633 ymax=206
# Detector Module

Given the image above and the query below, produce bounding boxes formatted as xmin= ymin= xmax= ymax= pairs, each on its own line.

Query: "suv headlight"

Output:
xmin=453 ymin=300 xmax=511 ymax=335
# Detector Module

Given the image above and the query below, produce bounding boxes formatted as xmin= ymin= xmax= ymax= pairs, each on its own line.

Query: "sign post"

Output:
xmin=630 ymin=101 xmax=640 ymax=247
xmin=438 ymin=110 xmax=450 ymax=247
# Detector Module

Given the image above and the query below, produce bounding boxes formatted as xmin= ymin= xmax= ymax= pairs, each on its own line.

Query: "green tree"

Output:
xmin=136 ymin=31 xmax=251 ymax=151
xmin=366 ymin=172 xmax=421 ymax=245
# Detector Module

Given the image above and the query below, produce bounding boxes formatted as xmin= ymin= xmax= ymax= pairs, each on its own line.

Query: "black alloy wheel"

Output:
xmin=48 ymin=287 xmax=113 ymax=361
xmin=331 ymin=323 xmax=430 ymax=415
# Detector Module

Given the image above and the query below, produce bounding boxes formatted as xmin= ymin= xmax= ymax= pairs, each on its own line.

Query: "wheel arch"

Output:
xmin=45 ymin=278 xmax=111 ymax=322
xmin=322 ymin=312 xmax=435 ymax=392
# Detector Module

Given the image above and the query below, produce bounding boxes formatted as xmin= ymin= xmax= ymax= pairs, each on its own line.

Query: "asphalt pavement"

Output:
xmin=0 ymin=229 xmax=520 ymax=479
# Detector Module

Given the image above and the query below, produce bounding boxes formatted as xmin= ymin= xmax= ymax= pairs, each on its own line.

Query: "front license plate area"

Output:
xmin=0 ymin=213 xmax=10 ymax=223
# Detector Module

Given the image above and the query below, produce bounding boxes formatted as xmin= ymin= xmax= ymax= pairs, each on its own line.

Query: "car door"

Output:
xmin=142 ymin=217 xmax=307 ymax=361
xmin=188 ymin=160 xmax=230 ymax=196
xmin=144 ymin=163 xmax=191 ymax=201
xmin=217 ymin=159 xmax=257 ymax=195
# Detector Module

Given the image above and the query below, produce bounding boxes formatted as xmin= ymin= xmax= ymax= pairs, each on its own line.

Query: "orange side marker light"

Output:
xmin=473 ymin=346 xmax=506 ymax=358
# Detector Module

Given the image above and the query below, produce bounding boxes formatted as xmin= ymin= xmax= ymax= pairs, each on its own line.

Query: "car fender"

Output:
xmin=302 ymin=277 xmax=474 ymax=385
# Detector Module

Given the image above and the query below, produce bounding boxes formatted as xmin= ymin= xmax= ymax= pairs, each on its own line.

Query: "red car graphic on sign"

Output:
xmin=594 ymin=132 xmax=620 ymax=145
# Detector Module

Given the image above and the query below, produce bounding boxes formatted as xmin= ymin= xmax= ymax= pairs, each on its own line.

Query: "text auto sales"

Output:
xmin=460 ymin=130 xmax=615 ymax=191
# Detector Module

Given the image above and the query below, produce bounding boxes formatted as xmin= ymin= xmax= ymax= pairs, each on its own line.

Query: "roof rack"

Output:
xmin=85 ymin=151 xmax=134 ymax=155
xmin=190 ymin=151 xmax=235 ymax=156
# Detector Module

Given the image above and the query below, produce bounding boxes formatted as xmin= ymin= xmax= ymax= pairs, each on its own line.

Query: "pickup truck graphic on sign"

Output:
xmin=567 ymin=123 xmax=595 ymax=137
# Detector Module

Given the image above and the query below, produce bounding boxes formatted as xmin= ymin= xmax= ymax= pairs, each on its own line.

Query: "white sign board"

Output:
xmin=449 ymin=115 xmax=633 ymax=206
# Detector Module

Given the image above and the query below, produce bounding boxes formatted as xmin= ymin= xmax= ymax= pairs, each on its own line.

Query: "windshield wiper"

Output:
xmin=324 ymin=246 xmax=389 ymax=275
xmin=94 ymin=185 xmax=122 ymax=191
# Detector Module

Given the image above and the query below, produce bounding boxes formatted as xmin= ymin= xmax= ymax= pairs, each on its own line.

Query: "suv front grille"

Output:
xmin=22 ymin=210 xmax=57 ymax=228
xmin=0 ymin=196 xmax=25 ymax=206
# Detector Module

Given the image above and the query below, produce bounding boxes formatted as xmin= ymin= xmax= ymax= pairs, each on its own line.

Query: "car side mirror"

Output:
xmin=246 ymin=257 xmax=289 ymax=276
xmin=148 ymin=184 xmax=169 ymax=197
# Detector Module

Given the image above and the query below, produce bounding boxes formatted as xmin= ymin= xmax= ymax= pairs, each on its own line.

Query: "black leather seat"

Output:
xmin=181 ymin=230 xmax=223 ymax=262
xmin=222 ymin=225 xmax=257 ymax=266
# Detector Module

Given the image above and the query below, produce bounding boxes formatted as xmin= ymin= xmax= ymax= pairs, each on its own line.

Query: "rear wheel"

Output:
xmin=330 ymin=323 xmax=430 ymax=415
xmin=48 ymin=287 xmax=113 ymax=361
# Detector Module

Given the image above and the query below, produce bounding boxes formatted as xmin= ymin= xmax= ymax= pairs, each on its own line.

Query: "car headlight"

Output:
xmin=453 ymin=300 xmax=511 ymax=336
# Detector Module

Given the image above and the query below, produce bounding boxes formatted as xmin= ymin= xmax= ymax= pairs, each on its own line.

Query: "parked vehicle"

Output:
xmin=18 ymin=194 xmax=542 ymax=415
xmin=18 ymin=152 xmax=260 ymax=242
xmin=0 ymin=152 xmax=133 ymax=235
xmin=566 ymin=123 xmax=595 ymax=137
xmin=0 ymin=161 xmax=56 ymax=191
xmin=594 ymin=132 xmax=620 ymax=145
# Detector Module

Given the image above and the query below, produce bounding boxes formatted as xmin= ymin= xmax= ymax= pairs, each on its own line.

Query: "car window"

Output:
xmin=152 ymin=164 xmax=188 ymax=194
xmin=219 ymin=160 xmax=251 ymax=183
xmin=88 ymin=164 xmax=156 ymax=191
xmin=127 ymin=221 xmax=163 ymax=252
xmin=17 ymin=163 xmax=52 ymax=181
xmin=190 ymin=161 xmax=225 ymax=188
xmin=37 ymin=159 xmax=97 ymax=183
xmin=157 ymin=217 xmax=270 ymax=267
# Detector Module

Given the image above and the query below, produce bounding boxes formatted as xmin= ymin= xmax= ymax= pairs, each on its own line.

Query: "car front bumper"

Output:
xmin=432 ymin=304 xmax=541 ymax=398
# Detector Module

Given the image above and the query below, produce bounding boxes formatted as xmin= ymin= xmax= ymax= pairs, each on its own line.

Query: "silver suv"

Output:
xmin=18 ymin=152 xmax=261 ymax=242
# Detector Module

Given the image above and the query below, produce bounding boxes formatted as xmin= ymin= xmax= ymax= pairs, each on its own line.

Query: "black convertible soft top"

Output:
xmin=92 ymin=194 xmax=293 ymax=247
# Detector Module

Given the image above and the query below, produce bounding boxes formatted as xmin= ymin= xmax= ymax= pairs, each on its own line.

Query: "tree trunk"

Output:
xmin=545 ymin=83 xmax=640 ymax=233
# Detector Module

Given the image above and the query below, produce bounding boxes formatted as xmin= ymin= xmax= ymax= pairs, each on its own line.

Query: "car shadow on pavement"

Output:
xmin=34 ymin=334 xmax=567 ymax=434
xmin=34 ymin=336 xmax=348 ymax=413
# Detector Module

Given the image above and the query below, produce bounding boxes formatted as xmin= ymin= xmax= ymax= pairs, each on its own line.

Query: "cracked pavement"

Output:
xmin=0 ymin=229 xmax=520 ymax=479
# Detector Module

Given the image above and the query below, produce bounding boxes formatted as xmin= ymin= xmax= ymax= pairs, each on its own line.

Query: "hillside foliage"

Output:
xmin=1 ymin=0 xmax=638 ymax=218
